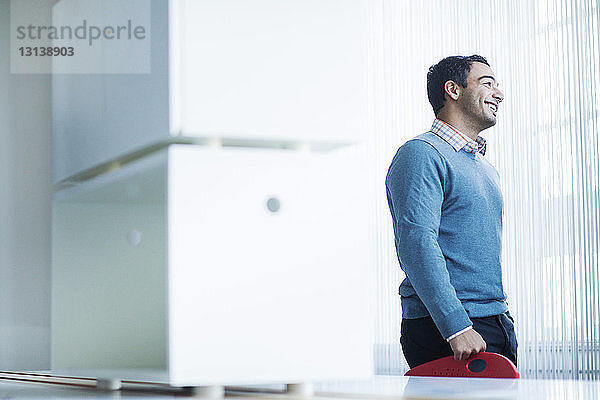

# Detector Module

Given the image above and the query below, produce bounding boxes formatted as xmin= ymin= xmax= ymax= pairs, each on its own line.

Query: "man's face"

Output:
xmin=457 ymin=62 xmax=504 ymax=130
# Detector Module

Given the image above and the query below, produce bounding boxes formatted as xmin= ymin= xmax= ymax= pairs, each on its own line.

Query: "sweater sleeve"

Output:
xmin=386 ymin=140 xmax=472 ymax=339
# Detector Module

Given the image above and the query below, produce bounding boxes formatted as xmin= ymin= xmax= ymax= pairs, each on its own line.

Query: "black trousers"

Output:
xmin=400 ymin=312 xmax=518 ymax=369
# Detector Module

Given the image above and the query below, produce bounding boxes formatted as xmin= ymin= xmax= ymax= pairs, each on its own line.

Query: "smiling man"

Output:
xmin=385 ymin=55 xmax=517 ymax=368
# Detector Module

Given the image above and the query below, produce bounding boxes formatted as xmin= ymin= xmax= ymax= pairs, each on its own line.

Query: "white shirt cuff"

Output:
xmin=446 ymin=325 xmax=473 ymax=342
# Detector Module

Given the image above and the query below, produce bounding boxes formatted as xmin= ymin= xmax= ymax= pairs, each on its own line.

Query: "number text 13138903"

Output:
xmin=18 ymin=47 xmax=75 ymax=56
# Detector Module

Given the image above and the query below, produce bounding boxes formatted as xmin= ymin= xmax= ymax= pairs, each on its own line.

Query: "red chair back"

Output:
xmin=405 ymin=352 xmax=520 ymax=378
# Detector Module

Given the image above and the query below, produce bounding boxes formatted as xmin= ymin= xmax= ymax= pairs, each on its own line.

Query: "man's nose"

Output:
xmin=493 ymin=87 xmax=504 ymax=103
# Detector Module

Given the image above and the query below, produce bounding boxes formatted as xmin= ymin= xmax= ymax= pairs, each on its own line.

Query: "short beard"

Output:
xmin=463 ymin=101 xmax=496 ymax=132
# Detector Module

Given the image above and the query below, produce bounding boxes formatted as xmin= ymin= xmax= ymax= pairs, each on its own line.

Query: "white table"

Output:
xmin=316 ymin=376 xmax=600 ymax=399
xmin=1 ymin=375 xmax=600 ymax=399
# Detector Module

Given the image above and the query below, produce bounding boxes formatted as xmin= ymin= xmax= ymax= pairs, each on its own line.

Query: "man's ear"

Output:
xmin=444 ymin=80 xmax=461 ymax=101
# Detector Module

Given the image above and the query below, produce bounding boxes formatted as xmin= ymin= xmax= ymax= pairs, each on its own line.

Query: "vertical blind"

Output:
xmin=367 ymin=0 xmax=600 ymax=378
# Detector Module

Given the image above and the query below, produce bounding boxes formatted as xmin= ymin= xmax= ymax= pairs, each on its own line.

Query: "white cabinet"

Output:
xmin=52 ymin=0 xmax=371 ymax=387
xmin=52 ymin=145 xmax=372 ymax=386
xmin=52 ymin=0 xmax=368 ymax=184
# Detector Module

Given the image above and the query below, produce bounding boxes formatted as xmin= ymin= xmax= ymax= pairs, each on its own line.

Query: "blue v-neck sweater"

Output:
xmin=386 ymin=132 xmax=508 ymax=339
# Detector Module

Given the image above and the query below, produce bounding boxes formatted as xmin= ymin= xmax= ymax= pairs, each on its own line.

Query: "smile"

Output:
xmin=485 ymin=101 xmax=498 ymax=113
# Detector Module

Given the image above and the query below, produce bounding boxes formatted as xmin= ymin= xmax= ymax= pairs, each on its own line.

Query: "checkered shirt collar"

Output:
xmin=431 ymin=119 xmax=487 ymax=156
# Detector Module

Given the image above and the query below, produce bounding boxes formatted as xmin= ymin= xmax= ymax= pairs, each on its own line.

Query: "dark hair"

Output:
xmin=427 ymin=55 xmax=490 ymax=116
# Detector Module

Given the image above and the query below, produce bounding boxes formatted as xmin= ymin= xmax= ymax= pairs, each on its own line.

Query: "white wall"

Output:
xmin=0 ymin=0 xmax=52 ymax=369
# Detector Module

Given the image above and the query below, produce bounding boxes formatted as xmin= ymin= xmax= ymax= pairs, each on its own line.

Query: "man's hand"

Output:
xmin=448 ymin=329 xmax=486 ymax=361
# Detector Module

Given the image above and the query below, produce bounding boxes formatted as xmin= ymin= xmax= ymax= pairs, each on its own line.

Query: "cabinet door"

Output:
xmin=170 ymin=0 xmax=368 ymax=144
xmin=167 ymin=145 xmax=371 ymax=385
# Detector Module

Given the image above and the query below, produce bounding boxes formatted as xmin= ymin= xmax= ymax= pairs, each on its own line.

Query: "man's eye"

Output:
xmin=483 ymin=82 xmax=493 ymax=87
